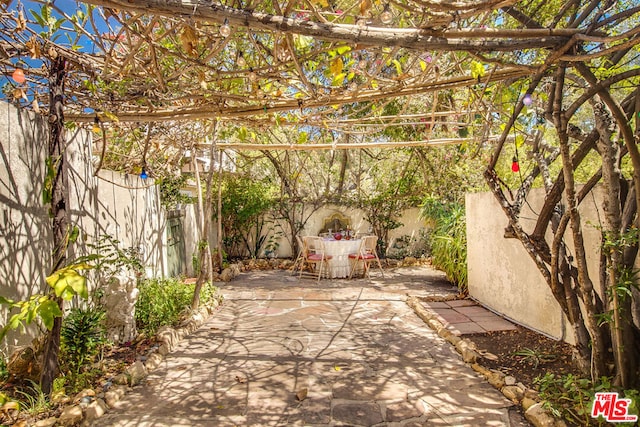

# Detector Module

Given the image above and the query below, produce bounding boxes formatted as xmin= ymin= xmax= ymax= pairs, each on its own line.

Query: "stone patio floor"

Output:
xmin=93 ymin=266 xmax=530 ymax=426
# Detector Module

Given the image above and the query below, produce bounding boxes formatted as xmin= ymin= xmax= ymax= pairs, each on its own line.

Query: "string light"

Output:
xmin=380 ymin=4 xmax=393 ymax=24
xmin=248 ymin=68 xmax=257 ymax=81
xmin=220 ymin=18 xmax=231 ymax=37
xmin=12 ymin=68 xmax=25 ymax=84
xmin=511 ymin=156 xmax=520 ymax=173
xmin=92 ymin=116 xmax=101 ymax=133
xmin=236 ymin=52 xmax=246 ymax=68
xmin=523 ymin=93 xmax=533 ymax=106
xmin=140 ymin=168 xmax=148 ymax=179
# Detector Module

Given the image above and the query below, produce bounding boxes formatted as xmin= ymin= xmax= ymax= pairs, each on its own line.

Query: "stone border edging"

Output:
xmin=406 ymin=296 xmax=567 ymax=427
xmin=36 ymin=302 xmax=220 ymax=427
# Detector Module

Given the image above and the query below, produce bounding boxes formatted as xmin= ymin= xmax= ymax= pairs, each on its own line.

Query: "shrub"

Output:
xmin=534 ymin=374 xmax=639 ymax=426
xmin=60 ymin=307 xmax=107 ymax=379
xmin=135 ymin=278 xmax=219 ymax=336
xmin=420 ymin=196 xmax=467 ymax=292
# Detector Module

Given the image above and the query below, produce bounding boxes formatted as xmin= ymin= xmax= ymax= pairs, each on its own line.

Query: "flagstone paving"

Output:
xmin=93 ymin=266 xmax=530 ymax=426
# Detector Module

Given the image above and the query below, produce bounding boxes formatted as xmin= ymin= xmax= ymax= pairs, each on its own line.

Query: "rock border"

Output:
xmin=406 ymin=295 xmax=567 ymax=427
xmin=33 ymin=298 xmax=222 ymax=427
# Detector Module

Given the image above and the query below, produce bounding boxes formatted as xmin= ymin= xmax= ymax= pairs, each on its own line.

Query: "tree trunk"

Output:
xmin=553 ymin=66 xmax=607 ymax=380
xmin=191 ymin=124 xmax=218 ymax=310
xmin=40 ymin=56 xmax=67 ymax=395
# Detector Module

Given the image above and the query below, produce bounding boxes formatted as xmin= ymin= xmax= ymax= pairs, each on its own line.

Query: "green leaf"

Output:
xmin=0 ymin=296 xmax=16 ymax=306
xmin=38 ymin=300 xmax=63 ymax=330
xmin=238 ymin=126 xmax=248 ymax=142
xmin=47 ymin=264 xmax=91 ymax=299
xmin=69 ymin=226 xmax=80 ymax=243
xmin=43 ymin=157 xmax=55 ymax=205
xmin=470 ymin=61 xmax=486 ymax=79
xmin=298 ymin=132 xmax=308 ymax=144
xmin=331 ymin=73 xmax=345 ymax=87
xmin=392 ymin=59 xmax=402 ymax=76
xmin=293 ymin=34 xmax=313 ymax=50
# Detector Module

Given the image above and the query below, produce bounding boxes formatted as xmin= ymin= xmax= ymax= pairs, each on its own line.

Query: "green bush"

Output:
xmin=0 ymin=353 xmax=8 ymax=384
xmin=534 ymin=373 xmax=639 ymax=426
xmin=135 ymin=278 xmax=219 ymax=336
xmin=60 ymin=307 xmax=107 ymax=376
xmin=420 ymin=196 xmax=467 ymax=292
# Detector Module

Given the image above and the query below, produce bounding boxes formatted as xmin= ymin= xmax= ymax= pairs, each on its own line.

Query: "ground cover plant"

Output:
xmin=469 ymin=328 xmax=640 ymax=426
xmin=0 ymin=278 xmax=219 ymax=425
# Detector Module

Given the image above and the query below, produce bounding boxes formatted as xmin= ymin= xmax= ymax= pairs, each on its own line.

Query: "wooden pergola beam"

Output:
xmin=66 ymin=68 xmax=531 ymax=123
xmin=80 ymin=0 xmax=573 ymax=52
xmin=196 ymin=135 xmax=505 ymax=151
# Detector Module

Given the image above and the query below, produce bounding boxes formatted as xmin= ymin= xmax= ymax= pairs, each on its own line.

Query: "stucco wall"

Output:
xmin=466 ymin=188 xmax=606 ymax=344
xmin=0 ymin=102 xmax=166 ymax=352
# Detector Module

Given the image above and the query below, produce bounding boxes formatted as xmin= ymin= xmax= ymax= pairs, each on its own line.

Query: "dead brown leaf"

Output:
xmin=295 ymin=388 xmax=308 ymax=401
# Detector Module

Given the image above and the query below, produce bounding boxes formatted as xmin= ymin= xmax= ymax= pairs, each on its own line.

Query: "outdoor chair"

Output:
xmin=348 ymin=235 xmax=384 ymax=279
xmin=301 ymin=236 xmax=333 ymax=282
xmin=290 ymin=235 xmax=306 ymax=275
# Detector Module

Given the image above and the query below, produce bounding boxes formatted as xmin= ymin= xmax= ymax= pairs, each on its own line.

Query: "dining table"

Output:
xmin=321 ymin=238 xmax=362 ymax=278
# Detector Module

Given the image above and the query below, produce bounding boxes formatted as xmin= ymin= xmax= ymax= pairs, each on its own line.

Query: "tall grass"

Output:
xmin=420 ymin=197 xmax=468 ymax=293
xmin=135 ymin=278 xmax=219 ymax=336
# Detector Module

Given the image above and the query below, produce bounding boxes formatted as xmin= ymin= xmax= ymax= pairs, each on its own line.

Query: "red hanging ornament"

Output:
xmin=12 ymin=68 xmax=26 ymax=84
xmin=511 ymin=156 xmax=520 ymax=173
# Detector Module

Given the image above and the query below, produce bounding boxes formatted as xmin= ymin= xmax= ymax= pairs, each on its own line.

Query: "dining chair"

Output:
xmin=348 ymin=235 xmax=384 ymax=279
xmin=302 ymin=236 xmax=333 ymax=282
xmin=290 ymin=235 xmax=306 ymax=275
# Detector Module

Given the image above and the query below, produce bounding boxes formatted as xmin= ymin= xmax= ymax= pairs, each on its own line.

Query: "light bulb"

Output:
xmin=523 ymin=93 xmax=533 ymax=106
xmin=356 ymin=18 xmax=367 ymax=28
xmin=236 ymin=52 xmax=246 ymax=68
xmin=511 ymin=157 xmax=520 ymax=173
xmin=380 ymin=4 xmax=392 ymax=24
xmin=12 ymin=68 xmax=26 ymax=84
xmin=219 ymin=19 xmax=231 ymax=37
xmin=140 ymin=168 xmax=148 ymax=179
xmin=248 ymin=68 xmax=257 ymax=81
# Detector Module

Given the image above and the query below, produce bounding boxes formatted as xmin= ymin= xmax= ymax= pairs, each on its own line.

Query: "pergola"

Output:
xmin=1 ymin=0 xmax=640 ymax=393
xmin=3 ymin=0 xmax=631 ymax=147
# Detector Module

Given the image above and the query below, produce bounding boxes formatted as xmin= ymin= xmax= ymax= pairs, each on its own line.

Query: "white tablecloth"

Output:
xmin=322 ymin=239 xmax=362 ymax=278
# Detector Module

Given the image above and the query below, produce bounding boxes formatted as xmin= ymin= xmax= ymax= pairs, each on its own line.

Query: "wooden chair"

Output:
xmin=348 ymin=235 xmax=384 ymax=279
xmin=301 ymin=236 xmax=333 ymax=282
xmin=290 ymin=235 xmax=306 ymax=275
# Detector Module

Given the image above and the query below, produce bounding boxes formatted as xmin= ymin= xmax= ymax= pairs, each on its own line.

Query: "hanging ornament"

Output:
xmin=522 ymin=93 xmax=533 ymax=106
xmin=12 ymin=68 xmax=26 ymax=84
xmin=511 ymin=156 xmax=520 ymax=173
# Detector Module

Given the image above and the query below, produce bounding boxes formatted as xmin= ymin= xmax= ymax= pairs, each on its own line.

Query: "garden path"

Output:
xmin=93 ymin=266 xmax=529 ymax=426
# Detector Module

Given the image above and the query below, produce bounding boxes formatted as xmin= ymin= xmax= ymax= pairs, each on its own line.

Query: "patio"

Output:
xmin=92 ymin=266 xmax=529 ymax=426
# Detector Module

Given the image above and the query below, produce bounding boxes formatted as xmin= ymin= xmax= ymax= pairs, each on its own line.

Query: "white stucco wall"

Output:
xmin=0 ymin=102 xmax=167 ymax=353
xmin=466 ymin=187 xmax=606 ymax=344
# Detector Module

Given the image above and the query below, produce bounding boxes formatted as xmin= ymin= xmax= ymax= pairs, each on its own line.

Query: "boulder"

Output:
xmin=58 ymin=405 xmax=83 ymax=426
